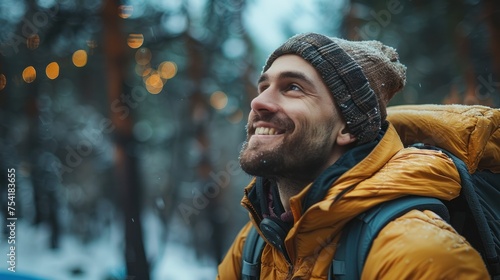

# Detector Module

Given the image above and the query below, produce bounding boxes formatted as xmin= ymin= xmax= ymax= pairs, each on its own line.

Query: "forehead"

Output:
xmin=262 ymin=54 xmax=325 ymax=84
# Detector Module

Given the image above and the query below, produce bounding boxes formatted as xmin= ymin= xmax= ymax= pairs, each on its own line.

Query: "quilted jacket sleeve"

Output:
xmin=362 ymin=209 xmax=490 ymax=280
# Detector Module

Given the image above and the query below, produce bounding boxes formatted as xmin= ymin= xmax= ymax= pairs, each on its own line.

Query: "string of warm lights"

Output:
xmin=0 ymin=5 xmax=176 ymax=95
xmin=0 ymin=4 xmax=243 ymax=124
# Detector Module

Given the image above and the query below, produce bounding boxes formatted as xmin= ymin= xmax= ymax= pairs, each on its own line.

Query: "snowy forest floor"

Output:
xmin=0 ymin=211 xmax=218 ymax=280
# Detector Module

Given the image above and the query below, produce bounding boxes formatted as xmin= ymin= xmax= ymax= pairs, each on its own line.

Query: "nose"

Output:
xmin=250 ymin=87 xmax=280 ymax=115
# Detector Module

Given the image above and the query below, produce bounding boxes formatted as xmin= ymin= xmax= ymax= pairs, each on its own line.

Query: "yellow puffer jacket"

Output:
xmin=217 ymin=105 xmax=497 ymax=279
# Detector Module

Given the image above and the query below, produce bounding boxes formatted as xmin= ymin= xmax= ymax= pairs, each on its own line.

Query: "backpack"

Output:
xmin=241 ymin=104 xmax=500 ymax=280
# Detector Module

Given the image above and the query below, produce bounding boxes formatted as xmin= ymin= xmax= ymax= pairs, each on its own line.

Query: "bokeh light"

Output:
xmin=158 ymin=61 xmax=177 ymax=79
xmin=136 ymin=64 xmax=152 ymax=77
xmin=0 ymin=74 xmax=6 ymax=90
xmin=133 ymin=121 xmax=153 ymax=142
xmin=119 ymin=5 xmax=133 ymax=19
xmin=27 ymin=34 xmax=40 ymax=50
xmin=22 ymin=66 xmax=37 ymax=83
xmin=145 ymin=72 xmax=163 ymax=94
xmin=128 ymin=34 xmax=144 ymax=48
xmin=135 ymin=47 xmax=151 ymax=65
xmin=46 ymin=62 xmax=60 ymax=80
xmin=72 ymin=50 xmax=88 ymax=67
xmin=210 ymin=91 xmax=228 ymax=110
xmin=222 ymin=37 xmax=246 ymax=59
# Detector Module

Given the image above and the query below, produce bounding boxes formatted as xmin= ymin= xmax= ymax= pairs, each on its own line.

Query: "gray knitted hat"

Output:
xmin=263 ymin=32 xmax=406 ymax=144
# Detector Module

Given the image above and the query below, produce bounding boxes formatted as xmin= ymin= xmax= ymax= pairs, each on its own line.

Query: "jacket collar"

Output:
xmin=241 ymin=122 xmax=462 ymax=263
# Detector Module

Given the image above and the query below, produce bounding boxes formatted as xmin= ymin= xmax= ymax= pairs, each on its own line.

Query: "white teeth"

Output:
xmin=255 ymin=127 xmax=278 ymax=135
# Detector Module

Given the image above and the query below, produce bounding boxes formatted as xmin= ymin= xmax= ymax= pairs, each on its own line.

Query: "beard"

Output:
xmin=239 ymin=114 xmax=335 ymax=184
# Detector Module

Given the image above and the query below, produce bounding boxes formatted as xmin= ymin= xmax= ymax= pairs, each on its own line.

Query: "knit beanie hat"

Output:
xmin=263 ymin=32 xmax=407 ymax=144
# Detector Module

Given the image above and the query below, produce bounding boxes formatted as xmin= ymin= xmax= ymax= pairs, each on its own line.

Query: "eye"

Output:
xmin=288 ymin=84 xmax=302 ymax=91
xmin=283 ymin=84 xmax=304 ymax=95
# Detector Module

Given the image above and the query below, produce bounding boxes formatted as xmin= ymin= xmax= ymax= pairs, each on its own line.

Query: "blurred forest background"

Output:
xmin=0 ymin=0 xmax=499 ymax=279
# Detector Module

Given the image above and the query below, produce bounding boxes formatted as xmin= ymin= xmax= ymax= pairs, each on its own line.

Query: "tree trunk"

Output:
xmin=101 ymin=0 xmax=150 ymax=279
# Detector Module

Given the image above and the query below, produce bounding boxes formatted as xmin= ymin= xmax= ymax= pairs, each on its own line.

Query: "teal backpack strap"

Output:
xmin=242 ymin=226 xmax=266 ymax=280
xmin=331 ymin=196 xmax=449 ymax=279
xmin=242 ymin=197 xmax=449 ymax=280
xmin=417 ymin=144 xmax=500 ymax=278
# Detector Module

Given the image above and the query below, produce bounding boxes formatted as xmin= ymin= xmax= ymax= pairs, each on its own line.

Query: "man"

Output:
xmin=217 ymin=33 xmax=489 ymax=279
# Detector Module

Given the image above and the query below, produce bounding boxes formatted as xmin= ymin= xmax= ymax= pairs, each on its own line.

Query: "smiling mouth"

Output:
xmin=254 ymin=127 xmax=280 ymax=135
xmin=250 ymin=117 xmax=291 ymax=137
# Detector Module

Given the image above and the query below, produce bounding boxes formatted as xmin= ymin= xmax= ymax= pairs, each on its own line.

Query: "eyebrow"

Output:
xmin=258 ymin=71 xmax=316 ymax=89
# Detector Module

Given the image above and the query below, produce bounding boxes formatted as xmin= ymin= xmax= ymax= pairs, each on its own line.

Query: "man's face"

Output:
xmin=239 ymin=54 xmax=346 ymax=182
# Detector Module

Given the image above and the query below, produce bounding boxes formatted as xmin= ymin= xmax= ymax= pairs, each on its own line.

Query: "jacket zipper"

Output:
xmin=242 ymin=197 xmax=262 ymax=225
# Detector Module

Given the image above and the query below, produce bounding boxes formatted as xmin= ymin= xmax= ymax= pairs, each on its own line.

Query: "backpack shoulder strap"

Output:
xmin=424 ymin=144 xmax=500 ymax=278
xmin=331 ymin=196 xmax=449 ymax=279
xmin=241 ymin=226 xmax=266 ymax=280
xmin=242 ymin=197 xmax=449 ymax=280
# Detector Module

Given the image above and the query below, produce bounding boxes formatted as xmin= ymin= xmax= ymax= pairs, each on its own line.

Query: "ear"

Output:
xmin=336 ymin=125 xmax=357 ymax=146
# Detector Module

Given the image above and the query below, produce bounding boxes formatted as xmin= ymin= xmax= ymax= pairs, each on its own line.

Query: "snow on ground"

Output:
xmin=0 ymin=211 xmax=218 ymax=280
